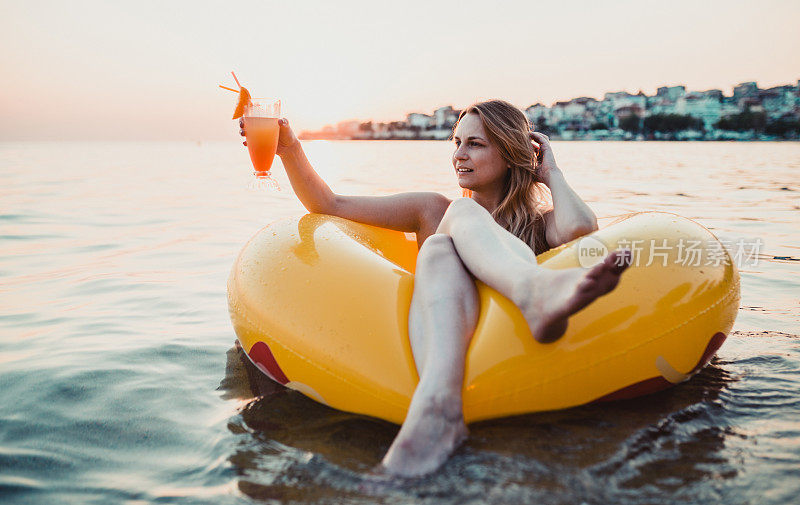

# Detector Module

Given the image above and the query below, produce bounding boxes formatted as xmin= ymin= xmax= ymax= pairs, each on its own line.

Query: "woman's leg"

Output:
xmin=381 ymin=233 xmax=479 ymax=477
xmin=437 ymin=198 xmax=631 ymax=343
xmin=381 ymin=199 xmax=630 ymax=476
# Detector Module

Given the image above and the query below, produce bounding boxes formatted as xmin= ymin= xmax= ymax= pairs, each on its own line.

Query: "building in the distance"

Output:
xmin=433 ymin=106 xmax=460 ymax=130
xmin=525 ymin=103 xmax=549 ymax=127
xmin=675 ymin=92 xmax=722 ymax=130
xmin=656 ymin=85 xmax=686 ymax=102
xmin=733 ymin=81 xmax=761 ymax=109
xmin=406 ymin=113 xmax=433 ymax=129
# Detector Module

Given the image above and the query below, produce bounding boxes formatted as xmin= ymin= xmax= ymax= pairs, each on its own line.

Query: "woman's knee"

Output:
xmin=438 ymin=197 xmax=490 ymax=234
xmin=418 ymin=234 xmax=473 ymax=280
xmin=447 ymin=197 xmax=485 ymax=218
xmin=414 ymin=234 xmax=479 ymax=311
xmin=418 ymin=233 xmax=457 ymax=264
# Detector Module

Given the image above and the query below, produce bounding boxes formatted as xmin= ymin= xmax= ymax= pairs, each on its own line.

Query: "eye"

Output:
xmin=454 ymin=140 xmax=461 ymax=146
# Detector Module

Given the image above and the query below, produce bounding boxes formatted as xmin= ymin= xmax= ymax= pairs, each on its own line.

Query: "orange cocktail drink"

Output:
xmin=244 ymin=116 xmax=279 ymax=176
xmin=243 ymin=98 xmax=281 ymax=178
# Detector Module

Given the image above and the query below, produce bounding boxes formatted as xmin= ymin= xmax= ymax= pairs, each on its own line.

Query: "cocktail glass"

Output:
xmin=244 ymin=98 xmax=281 ymax=190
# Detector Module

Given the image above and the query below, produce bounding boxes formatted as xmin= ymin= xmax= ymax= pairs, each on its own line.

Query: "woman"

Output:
xmin=239 ymin=100 xmax=631 ymax=477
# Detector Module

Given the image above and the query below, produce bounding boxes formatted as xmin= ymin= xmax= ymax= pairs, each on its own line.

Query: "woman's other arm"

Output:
xmin=530 ymin=132 xmax=598 ymax=248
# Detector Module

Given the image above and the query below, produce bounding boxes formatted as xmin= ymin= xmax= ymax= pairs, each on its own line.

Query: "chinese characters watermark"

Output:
xmin=576 ymin=236 xmax=764 ymax=268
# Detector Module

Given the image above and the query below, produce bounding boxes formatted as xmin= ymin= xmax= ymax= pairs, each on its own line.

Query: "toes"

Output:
xmin=585 ymin=256 xmax=616 ymax=281
xmin=604 ymin=249 xmax=632 ymax=275
xmin=580 ymin=251 xmax=628 ymax=294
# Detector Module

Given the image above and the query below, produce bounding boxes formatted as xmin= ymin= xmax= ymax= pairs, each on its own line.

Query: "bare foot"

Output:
xmin=380 ymin=383 xmax=468 ymax=477
xmin=513 ymin=249 xmax=632 ymax=343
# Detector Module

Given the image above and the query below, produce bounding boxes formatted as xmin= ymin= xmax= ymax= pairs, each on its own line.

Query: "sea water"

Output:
xmin=1 ymin=140 xmax=798 ymax=504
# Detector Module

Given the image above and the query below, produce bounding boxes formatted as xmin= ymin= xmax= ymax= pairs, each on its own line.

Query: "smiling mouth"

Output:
xmin=456 ymin=168 xmax=473 ymax=173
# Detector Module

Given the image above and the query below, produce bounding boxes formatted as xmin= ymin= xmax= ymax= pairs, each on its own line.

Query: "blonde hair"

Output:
xmin=455 ymin=100 xmax=549 ymax=253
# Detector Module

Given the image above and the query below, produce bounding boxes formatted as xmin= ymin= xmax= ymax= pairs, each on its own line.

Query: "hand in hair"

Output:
xmin=530 ymin=132 xmax=559 ymax=186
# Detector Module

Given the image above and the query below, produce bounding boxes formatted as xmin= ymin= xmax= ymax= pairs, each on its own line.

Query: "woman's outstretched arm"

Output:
xmin=531 ymin=132 xmax=598 ymax=248
xmin=242 ymin=118 xmax=449 ymax=239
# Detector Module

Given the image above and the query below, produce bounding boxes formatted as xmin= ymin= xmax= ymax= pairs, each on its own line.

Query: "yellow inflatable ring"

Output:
xmin=228 ymin=211 xmax=739 ymax=424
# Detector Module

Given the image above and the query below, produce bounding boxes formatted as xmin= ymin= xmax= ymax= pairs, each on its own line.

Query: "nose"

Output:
xmin=453 ymin=144 xmax=468 ymax=160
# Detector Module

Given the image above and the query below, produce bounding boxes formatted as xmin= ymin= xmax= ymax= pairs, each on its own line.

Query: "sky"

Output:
xmin=1 ymin=0 xmax=798 ymax=140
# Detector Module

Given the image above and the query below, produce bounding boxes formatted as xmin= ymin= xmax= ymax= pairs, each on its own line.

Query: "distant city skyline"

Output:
xmin=303 ymin=78 xmax=800 ymax=141
xmin=306 ymin=78 xmax=798 ymax=130
xmin=1 ymin=0 xmax=799 ymax=140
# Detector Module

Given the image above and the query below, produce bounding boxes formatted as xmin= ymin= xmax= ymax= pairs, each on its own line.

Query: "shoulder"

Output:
xmin=417 ymin=192 xmax=451 ymax=225
xmin=416 ymin=192 xmax=451 ymax=244
xmin=424 ymin=192 xmax=452 ymax=215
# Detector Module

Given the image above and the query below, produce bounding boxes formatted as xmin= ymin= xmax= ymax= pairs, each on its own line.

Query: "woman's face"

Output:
xmin=452 ymin=113 xmax=508 ymax=192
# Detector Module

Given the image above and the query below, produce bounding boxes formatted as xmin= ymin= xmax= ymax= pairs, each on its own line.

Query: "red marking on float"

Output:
xmin=690 ymin=332 xmax=727 ymax=374
xmin=248 ymin=341 xmax=289 ymax=385
xmin=596 ymin=331 xmax=727 ymax=403
xmin=595 ymin=376 xmax=673 ymax=402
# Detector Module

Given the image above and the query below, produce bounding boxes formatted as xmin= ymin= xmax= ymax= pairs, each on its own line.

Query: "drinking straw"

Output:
xmin=219 ymin=85 xmax=239 ymax=93
xmin=231 ymin=71 xmax=241 ymax=88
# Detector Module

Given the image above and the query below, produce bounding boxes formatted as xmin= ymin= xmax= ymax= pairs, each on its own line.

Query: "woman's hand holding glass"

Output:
xmin=240 ymin=117 xmax=299 ymax=157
